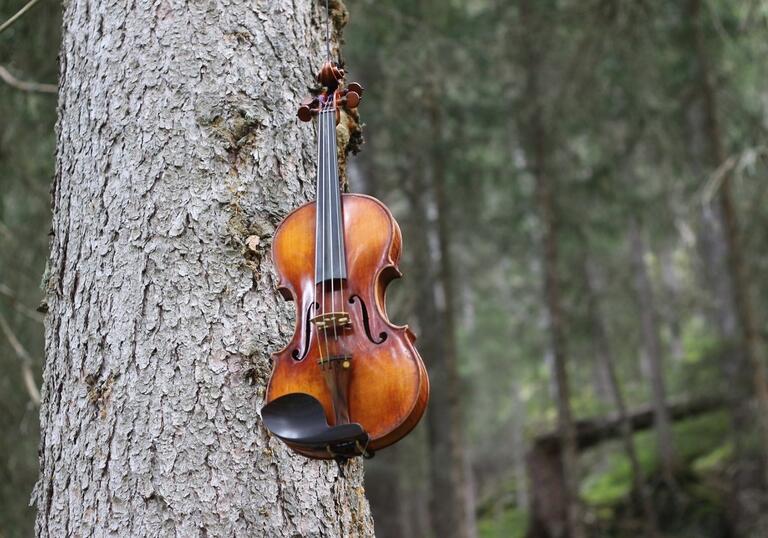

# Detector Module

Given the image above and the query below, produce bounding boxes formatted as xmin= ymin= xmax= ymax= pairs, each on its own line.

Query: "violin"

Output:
xmin=261 ymin=61 xmax=429 ymax=461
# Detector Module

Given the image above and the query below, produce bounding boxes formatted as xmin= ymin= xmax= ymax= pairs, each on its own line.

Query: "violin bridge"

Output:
xmin=310 ymin=312 xmax=352 ymax=331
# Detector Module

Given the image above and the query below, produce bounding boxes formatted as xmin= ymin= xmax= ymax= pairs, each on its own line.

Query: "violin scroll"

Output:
xmin=297 ymin=61 xmax=364 ymax=122
xmin=317 ymin=61 xmax=345 ymax=90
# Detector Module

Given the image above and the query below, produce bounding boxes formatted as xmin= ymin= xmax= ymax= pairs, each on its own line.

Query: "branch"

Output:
xmin=699 ymin=145 xmax=768 ymax=206
xmin=0 ymin=310 xmax=41 ymax=405
xmin=532 ymin=395 xmax=725 ymax=452
xmin=0 ymin=65 xmax=56 ymax=94
xmin=0 ymin=0 xmax=42 ymax=34
xmin=0 ymin=283 xmax=44 ymax=323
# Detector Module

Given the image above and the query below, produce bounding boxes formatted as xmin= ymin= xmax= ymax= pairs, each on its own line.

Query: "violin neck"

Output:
xmin=315 ymin=108 xmax=348 ymax=285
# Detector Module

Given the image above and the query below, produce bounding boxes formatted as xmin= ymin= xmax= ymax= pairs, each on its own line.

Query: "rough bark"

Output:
xmin=627 ymin=219 xmax=677 ymax=486
xmin=519 ymin=2 xmax=583 ymax=536
xmin=34 ymin=1 xmax=374 ymax=536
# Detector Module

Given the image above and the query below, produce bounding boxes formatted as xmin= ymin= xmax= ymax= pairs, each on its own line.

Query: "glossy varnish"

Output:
xmin=267 ymin=193 xmax=429 ymax=458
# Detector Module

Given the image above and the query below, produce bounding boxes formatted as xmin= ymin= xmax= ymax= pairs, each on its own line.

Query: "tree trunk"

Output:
xmin=403 ymin=162 xmax=468 ymax=538
xmin=498 ymin=259 xmax=530 ymax=513
xmin=509 ymin=377 xmax=530 ymax=513
xmin=658 ymin=247 xmax=684 ymax=363
xmin=627 ymin=219 xmax=677 ymax=486
xmin=519 ymin=2 xmax=583 ymax=536
xmin=684 ymin=38 xmax=759 ymax=533
xmin=430 ymin=93 xmax=475 ymax=538
xmin=583 ymin=260 xmax=658 ymax=537
xmin=689 ymin=0 xmax=768 ymax=487
xmin=34 ymin=1 xmax=374 ymax=536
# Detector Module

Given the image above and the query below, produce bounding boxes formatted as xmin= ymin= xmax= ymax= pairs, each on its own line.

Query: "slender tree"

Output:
xmin=688 ymin=0 xmax=768 ymax=488
xmin=519 ymin=2 xmax=583 ymax=536
xmin=404 ymin=165 xmax=468 ymax=538
xmin=429 ymin=80 xmax=476 ymax=538
xmin=34 ymin=1 xmax=374 ymax=535
xmin=583 ymin=259 xmax=658 ymax=537
xmin=627 ymin=218 xmax=677 ymax=486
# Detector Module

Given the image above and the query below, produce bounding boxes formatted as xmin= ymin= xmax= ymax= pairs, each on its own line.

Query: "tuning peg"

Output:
xmin=347 ymin=82 xmax=364 ymax=97
xmin=298 ymin=105 xmax=313 ymax=122
xmin=343 ymin=91 xmax=360 ymax=109
xmin=298 ymin=97 xmax=318 ymax=122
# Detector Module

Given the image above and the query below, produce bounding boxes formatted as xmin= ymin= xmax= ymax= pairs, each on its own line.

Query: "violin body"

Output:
xmin=267 ymin=193 xmax=429 ymax=459
xmin=261 ymin=59 xmax=427 ymax=460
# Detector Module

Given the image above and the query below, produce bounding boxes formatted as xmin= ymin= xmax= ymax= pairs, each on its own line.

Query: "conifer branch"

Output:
xmin=0 ymin=65 xmax=56 ymax=94
xmin=0 ymin=0 xmax=42 ymax=34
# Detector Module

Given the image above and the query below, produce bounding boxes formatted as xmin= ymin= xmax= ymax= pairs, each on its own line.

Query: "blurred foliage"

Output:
xmin=344 ymin=0 xmax=768 ymax=536
xmin=0 ymin=0 xmax=59 ymax=535
xmin=481 ymin=412 xmax=733 ymax=537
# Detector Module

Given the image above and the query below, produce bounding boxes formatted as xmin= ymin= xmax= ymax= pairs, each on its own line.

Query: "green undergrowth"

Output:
xmin=478 ymin=411 xmax=732 ymax=538
xmin=582 ymin=411 xmax=729 ymax=505
xmin=478 ymin=506 xmax=527 ymax=538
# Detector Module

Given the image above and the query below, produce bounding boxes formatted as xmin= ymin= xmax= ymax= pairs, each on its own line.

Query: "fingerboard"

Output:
xmin=315 ymin=107 xmax=348 ymax=285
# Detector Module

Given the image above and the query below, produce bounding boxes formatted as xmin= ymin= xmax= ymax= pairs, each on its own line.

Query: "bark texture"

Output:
xmin=35 ymin=1 xmax=374 ymax=536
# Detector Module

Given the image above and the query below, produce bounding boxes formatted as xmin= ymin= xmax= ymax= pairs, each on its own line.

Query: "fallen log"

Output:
xmin=526 ymin=396 xmax=725 ymax=538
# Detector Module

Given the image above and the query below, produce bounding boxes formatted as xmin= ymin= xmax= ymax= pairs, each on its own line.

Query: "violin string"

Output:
xmin=332 ymin=91 xmax=348 ymax=324
xmin=325 ymin=0 xmax=340 ymax=347
xmin=326 ymin=97 xmax=339 ymax=344
xmin=321 ymin=97 xmax=334 ymax=365
xmin=315 ymin=95 xmax=325 ymax=368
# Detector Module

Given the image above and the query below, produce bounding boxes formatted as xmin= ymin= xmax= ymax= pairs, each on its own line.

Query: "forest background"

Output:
xmin=2 ymin=0 xmax=768 ymax=536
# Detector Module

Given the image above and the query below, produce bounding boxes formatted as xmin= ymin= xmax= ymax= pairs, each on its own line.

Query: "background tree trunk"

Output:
xmin=519 ymin=2 xmax=583 ymax=536
xmin=34 ymin=1 xmax=374 ymax=536
xmin=627 ymin=218 xmax=677 ymax=486
xmin=430 ymin=87 xmax=474 ymax=538
xmin=404 ymin=166 xmax=468 ymax=538
xmin=500 ymin=261 xmax=530 ymax=514
xmin=688 ymin=0 xmax=768 ymax=488
xmin=583 ymin=260 xmax=658 ymax=537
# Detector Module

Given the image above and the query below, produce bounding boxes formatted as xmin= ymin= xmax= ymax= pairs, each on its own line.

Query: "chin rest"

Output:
xmin=261 ymin=393 xmax=370 ymax=459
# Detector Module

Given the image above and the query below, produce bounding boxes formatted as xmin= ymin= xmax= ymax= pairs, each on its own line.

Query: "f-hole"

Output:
xmin=349 ymin=295 xmax=387 ymax=344
xmin=292 ymin=302 xmax=319 ymax=360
